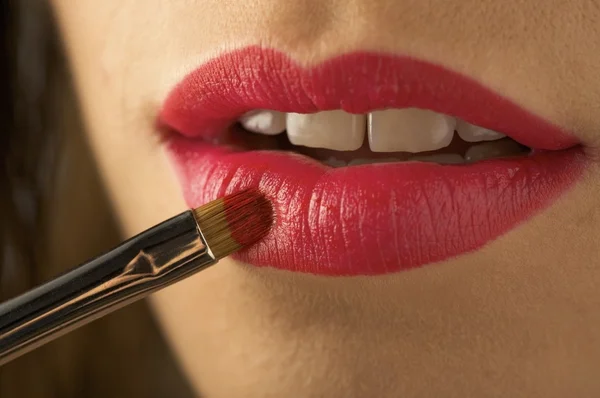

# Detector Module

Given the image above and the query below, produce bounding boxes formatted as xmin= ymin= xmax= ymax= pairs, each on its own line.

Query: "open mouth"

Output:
xmin=220 ymin=108 xmax=530 ymax=167
xmin=161 ymin=46 xmax=585 ymax=276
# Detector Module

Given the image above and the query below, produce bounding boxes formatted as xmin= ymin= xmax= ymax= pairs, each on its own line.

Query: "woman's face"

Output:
xmin=51 ymin=1 xmax=600 ymax=396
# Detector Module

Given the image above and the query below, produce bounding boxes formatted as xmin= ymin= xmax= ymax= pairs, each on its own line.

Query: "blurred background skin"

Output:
xmin=0 ymin=1 xmax=194 ymax=396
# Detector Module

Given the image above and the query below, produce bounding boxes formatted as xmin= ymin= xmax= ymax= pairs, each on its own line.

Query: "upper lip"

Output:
xmin=160 ymin=46 xmax=578 ymax=151
xmin=160 ymin=46 xmax=584 ymax=276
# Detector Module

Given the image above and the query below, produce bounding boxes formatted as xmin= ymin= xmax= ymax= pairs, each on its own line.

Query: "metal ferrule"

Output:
xmin=0 ymin=210 xmax=215 ymax=366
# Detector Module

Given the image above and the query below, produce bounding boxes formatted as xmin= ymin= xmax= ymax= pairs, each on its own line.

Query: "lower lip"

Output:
xmin=167 ymin=137 xmax=585 ymax=276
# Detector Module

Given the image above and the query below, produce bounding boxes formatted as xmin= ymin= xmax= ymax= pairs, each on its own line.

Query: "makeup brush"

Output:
xmin=0 ymin=189 xmax=273 ymax=366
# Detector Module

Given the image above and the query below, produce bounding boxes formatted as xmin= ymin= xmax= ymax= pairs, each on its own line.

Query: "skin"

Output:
xmin=51 ymin=1 xmax=600 ymax=397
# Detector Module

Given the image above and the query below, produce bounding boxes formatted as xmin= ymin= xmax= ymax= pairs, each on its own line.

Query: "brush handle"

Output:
xmin=0 ymin=211 xmax=215 ymax=366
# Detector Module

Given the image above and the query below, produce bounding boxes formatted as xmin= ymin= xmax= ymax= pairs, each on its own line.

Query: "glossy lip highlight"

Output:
xmin=160 ymin=46 xmax=585 ymax=276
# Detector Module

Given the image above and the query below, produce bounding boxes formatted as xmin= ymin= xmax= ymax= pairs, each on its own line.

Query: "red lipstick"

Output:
xmin=161 ymin=46 xmax=585 ymax=276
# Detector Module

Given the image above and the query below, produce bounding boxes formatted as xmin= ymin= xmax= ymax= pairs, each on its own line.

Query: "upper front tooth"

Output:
xmin=286 ymin=111 xmax=366 ymax=151
xmin=368 ymin=109 xmax=456 ymax=153
xmin=240 ymin=110 xmax=286 ymax=135
xmin=456 ymin=119 xmax=505 ymax=142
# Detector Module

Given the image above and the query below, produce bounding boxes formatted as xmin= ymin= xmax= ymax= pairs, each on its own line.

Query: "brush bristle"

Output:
xmin=193 ymin=189 xmax=273 ymax=259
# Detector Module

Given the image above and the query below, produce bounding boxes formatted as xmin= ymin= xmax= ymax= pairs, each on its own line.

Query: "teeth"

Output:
xmin=464 ymin=140 xmax=526 ymax=163
xmin=240 ymin=110 xmax=286 ymax=135
xmin=409 ymin=154 xmax=465 ymax=164
xmin=323 ymin=157 xmax=347 ymax=168
xmin=368 ymin=109 xmax=456 ymax=153
xmin=348 ymin=157 xmax=401 ymax=167
xmin=239 ymin=109 xmax=519 ymax=167
xmin=286 ymin=111 xmax=366 ymax=151
xmin=456 ymin=119 xmax=504 ymax=142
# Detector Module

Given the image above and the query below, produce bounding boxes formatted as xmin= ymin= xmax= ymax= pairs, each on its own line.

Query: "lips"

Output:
xmin=160 ymin=46 xmax=585 ymax=276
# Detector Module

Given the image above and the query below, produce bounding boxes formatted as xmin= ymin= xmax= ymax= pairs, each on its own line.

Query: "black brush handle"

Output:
xmin=0 ymin=211 xmax=215 ymax=366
